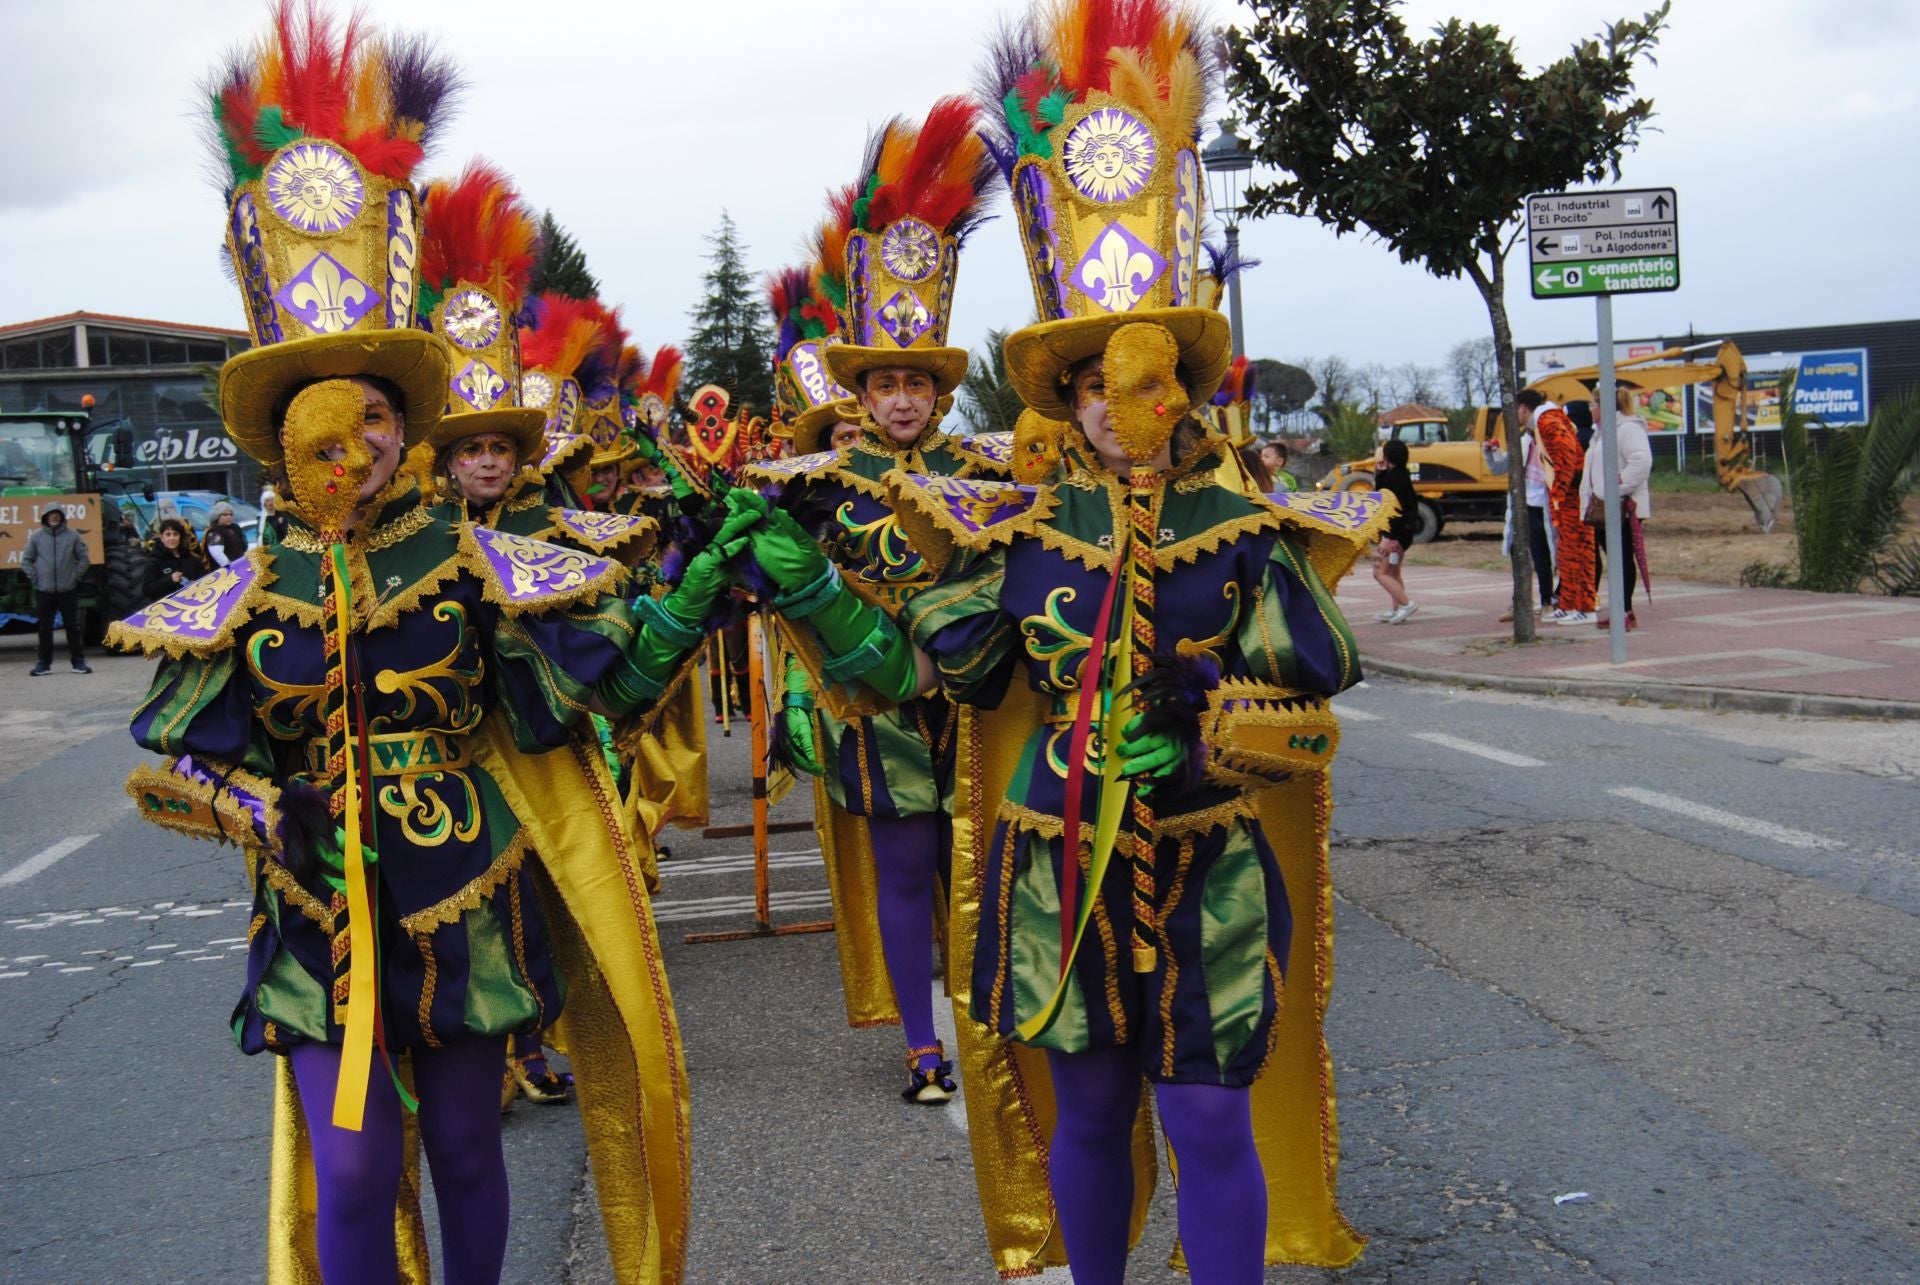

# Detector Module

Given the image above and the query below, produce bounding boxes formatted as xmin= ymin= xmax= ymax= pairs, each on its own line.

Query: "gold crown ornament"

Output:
xmin=768 ymin=258 xmax=855 ymax=455
xmin=206 ymin=2 xmax=461 ymax=464
xmin=979 ymin=0 xmax=1230 ymax=420
xmin=817 ymin=98 xmax=997 ymax=398
xmin=416 ymin=160 xmax=548 ymax=462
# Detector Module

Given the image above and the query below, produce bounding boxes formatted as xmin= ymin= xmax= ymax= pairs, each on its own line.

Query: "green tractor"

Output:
xmin=0 ymin=409 xmax=149 ymax=645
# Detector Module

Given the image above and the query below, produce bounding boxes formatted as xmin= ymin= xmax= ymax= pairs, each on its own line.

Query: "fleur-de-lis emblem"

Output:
xmin=284 ymin=252 xmax=373 ymax=335
xmin=875 ymin=290 xmax=931 ymax=347
xmin=1077 ymin=226 xmax=1161 ymax=313
xmin=455 ymin=360 xmax=508 ymax=411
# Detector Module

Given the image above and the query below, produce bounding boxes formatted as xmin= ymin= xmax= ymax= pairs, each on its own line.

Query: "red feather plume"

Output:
xmin=862 ymin=96 xmax=992 ymax=237
xmin=418 ymin=161 xmax=540 ymax=305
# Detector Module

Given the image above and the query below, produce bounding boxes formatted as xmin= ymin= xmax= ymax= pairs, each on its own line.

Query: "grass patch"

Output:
xmin=1648 ymin=470 xmax=1740 ymax=494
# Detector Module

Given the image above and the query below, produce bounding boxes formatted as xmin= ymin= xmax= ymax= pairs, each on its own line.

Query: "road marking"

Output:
xmin=146 ymin=944 xmax=177 ymax=951
xmin=649 ymin=890 xmax=836 ymax=924
xmin=0 ymin=835 xmax=98 ymax=887
xmin=131 ymin=960 xmax=165 ymax=968
xmin=58 ymin=966 xmax=93 ymax=974
xmin=207 ymin=937 xmax=247 ymax=945
xmin=1335 ymin=706 xmax=1381 ymax=723
xmin=14 ymin=955 xmax=47 ymax=963
xmin=1411 ymin=732 xmax=1545 ymax=768
xmin=190 ymin=955 xmax=225 ymax=963
xmin=0 ymin=971 xmax=25 ymax=979
xmin=1609 ymin=787 xmax=1845 ymax=851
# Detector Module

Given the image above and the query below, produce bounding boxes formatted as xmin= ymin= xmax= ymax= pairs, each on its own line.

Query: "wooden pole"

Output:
xmin=685 ymin=610 xmax=835 ymax=945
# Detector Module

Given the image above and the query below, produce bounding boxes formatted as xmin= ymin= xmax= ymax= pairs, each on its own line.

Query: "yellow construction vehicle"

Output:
xmin=1316 ymin=339 xmax=1781 ymax=539
xmin=1529 ymin=339 xmax=1782 ymax=533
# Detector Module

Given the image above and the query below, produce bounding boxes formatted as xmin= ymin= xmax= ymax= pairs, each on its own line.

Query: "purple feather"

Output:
xmin=973 ymin=14 xmax=1039 ymax=176
xmin=1203 ymin=238 xmax=1262 ymax=284
xmin=384 ymin=32 xmax=464 ymax=152
xmin=274 ymin=779 xmax=334 ymax=882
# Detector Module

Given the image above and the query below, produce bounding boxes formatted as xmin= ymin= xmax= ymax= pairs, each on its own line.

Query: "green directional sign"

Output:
xmin=1532 ymin=255 xmax=1680 ymax=298
xmin=1527 ymin=187 xmax=1679 ymax=299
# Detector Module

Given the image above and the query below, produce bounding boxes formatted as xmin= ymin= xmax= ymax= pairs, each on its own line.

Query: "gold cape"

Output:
xmin=947 ymin=688 xmax=1365 ymax=1276
xmin=265 ymin=716 xmax=694 ymax=1283
xmin=630 ymin=662 xmax=711 ymax=843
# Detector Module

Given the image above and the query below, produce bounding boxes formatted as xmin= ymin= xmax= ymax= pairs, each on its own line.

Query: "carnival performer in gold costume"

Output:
xmin=744 ymin=98 xmax=1006 ymax=1102
xmin=115 ymin=9 xmax=712 ymax=1279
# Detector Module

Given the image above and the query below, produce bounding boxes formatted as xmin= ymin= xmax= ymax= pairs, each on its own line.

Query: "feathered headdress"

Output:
xmin=519 ymin=293 xmax=620 ymax=385
xmin=417 ymin=160 xmax=540 ymax=320
xmin=416 ymin=160 xmax=549 ymax=458
xmin=975 ymin=0 xmax=1216 ymax=179
xmin=1200 ymin=237 xmax=1261 ymax=313
xmin=203 ymin=0 xmax=462 ymax=465
xmin=769 ymin=257 xmax=854 ymax=453
xmin=976 ymin=0 xmax=1232 ymax=420
xmin=205 ymin=0 xmax=461 ymax=195
xmin=848 ymin=97 xmax=997 ymax=243
xmin=820 ymin=97 xmax=998 ymax=398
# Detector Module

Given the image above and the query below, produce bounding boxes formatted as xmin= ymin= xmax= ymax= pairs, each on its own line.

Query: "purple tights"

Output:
xmin=1045 ymin=1046 xmax=1267 ymax=1284
xmin=290 ymin=1035 xmax=511 ymax=1284
xmin=865 ymin=813 xmax=942 ymax=1070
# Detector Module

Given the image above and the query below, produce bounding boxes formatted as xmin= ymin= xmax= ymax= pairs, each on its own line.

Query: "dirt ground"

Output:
xmin=1405 ymin=491 xmax=1920 ymax=589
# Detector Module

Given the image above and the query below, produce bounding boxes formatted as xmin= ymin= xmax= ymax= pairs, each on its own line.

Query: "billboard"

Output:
xmin=1691 ymin=348 xmax=1870 ymax=433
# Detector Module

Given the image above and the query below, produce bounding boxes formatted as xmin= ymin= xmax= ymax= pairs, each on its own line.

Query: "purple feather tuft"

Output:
xmin=274 ymin=779 xmax=334 ymax=882
xmin=973 ymin=14 xmax=1040 ymax=179
xmin=385 ymin=32 xmax=464 ymax=153
xmin=1203 ymin=238 xmax=1262 ymax=285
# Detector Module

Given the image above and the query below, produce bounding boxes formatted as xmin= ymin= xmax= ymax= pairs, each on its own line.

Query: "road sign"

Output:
xmin=1527 ymin=187 xmax=1679 ymax=299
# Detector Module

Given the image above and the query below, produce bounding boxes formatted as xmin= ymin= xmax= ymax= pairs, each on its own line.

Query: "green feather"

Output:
xmin=1037 ymin=88 xmax=1072 ymax=129
xmin=416 ymin=282 xmax=444 ymax=326
xmin=253 ymin=106 xmax=303 ymax=153
xmin=851 ymin=171 xmax=884 ymax=233
xmin=212 ymin=94 xmax=263 ymax=184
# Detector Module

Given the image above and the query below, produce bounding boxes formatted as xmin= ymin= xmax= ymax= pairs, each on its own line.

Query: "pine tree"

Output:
xmin=529 ymin=211 xmax=599 ymax=301
xmin=683 ymin=211 xmax=775 ymax=416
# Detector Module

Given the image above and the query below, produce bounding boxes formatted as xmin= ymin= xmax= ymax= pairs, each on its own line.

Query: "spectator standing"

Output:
xmin=1501 ymin=423 xmax=1557 ymax=621
xmin=1517 ymin=389 xmax=1595 ymax=624
xmin=259 ymin=490 xmax=290 ymax=546
xmin=21 ymin=504 xmax=91 ymax=675
xmin=1580 ymin=388 xmax=1655 ymax=630
xmin=204 ymin=500 xmax=249 ymax=568
xmin=1239 ymin=442 xmax=1274 ymax=494
xmin=142 ymin=518 xmax=208 ymax=602
xmin=1371 ymin=438 xmax=1420 ymax=623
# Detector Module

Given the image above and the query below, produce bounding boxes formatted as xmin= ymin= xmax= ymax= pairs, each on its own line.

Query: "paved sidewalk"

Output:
xmin=1334 ymin=565 xmax=1920 ymax=719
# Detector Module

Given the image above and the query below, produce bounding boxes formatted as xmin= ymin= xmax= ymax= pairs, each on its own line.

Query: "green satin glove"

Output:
xmin=662 ymin=491 xmax=761 ymax=621
xmin=781 ymin=660 xmax=825 ymax=777
xmin=632 ymin=431 xmax=698 ymax=501
xmin=1116 ymin=714 xmax=1188 ymax=783
xmin=743 ymin=499 xmax=831 ymax=594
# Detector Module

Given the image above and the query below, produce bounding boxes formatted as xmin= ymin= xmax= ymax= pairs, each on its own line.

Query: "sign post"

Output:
xmin=1529 ymin=187 xmax=1681 ymax=664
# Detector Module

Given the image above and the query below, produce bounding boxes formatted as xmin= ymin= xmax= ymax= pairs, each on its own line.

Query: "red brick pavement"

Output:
xmin=1335 ymin=566 xmax=1920 ymax=715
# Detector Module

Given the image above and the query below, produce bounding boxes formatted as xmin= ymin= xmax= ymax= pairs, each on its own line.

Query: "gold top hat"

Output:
xmin=816 ymin=98 xmax=996 ymax=399
xmin=583 ymin=342 xmax=643 ymax=472
xmin=417 ymin=161 xmax=548 ymax=462
xmin=768 ymin=259 xmax=856 ymax=455
xmin=980 ymin=1 xmax=1230 ymax=419
xmin=206 ymin=9 xmax=460 ymax=464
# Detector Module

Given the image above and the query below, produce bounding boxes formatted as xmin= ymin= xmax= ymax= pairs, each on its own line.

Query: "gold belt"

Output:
xmin=305 ymin=728 xmax=472 ymax=778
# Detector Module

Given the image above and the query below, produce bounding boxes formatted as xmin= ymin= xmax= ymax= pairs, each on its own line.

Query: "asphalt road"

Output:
xmin=1 ymin=636 xmax=1916 ymax=1282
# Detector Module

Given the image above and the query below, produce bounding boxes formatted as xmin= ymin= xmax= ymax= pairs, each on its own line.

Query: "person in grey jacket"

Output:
xmin=21 ymin=504 xmax=91 ymax=675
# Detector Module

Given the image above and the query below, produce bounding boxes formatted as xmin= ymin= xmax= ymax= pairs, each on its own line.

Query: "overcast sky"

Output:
xmin=5 ymin=0 xmax=1915 ymax=387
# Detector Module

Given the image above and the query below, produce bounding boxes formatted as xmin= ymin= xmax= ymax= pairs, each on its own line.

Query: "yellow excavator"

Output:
xmin=1529 ymin=339 xmax=1783 ymax=533
xmin=1317 ymin=339 xmax=1782 ymax=537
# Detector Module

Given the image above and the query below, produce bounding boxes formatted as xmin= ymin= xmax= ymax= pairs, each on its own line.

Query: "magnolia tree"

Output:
xmin=1226 ymin=0 xmax=1668 ymax=640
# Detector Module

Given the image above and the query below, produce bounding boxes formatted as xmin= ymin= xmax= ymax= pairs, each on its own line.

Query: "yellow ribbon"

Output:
xmin=329 ymin=546 xmax=378 ymax=1132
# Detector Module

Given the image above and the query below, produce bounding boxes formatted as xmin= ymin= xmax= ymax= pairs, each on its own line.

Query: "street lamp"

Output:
xmin=1202 ymin=116 xmax=1254 ymax=361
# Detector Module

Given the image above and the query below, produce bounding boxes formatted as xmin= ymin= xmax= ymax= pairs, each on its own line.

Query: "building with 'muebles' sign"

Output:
xmin=0 ymin=311 xmax=257 ymax=498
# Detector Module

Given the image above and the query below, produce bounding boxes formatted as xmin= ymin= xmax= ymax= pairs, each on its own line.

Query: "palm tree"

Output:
xmin=1781 ymin=379 xmax=1920 ymax=593
xmin=956 ymin=328 xmax=1023 ymax=435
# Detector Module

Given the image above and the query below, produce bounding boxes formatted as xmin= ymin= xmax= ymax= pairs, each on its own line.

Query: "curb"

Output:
xmin=1359 ymin=654 xmax=1920 ymax=722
